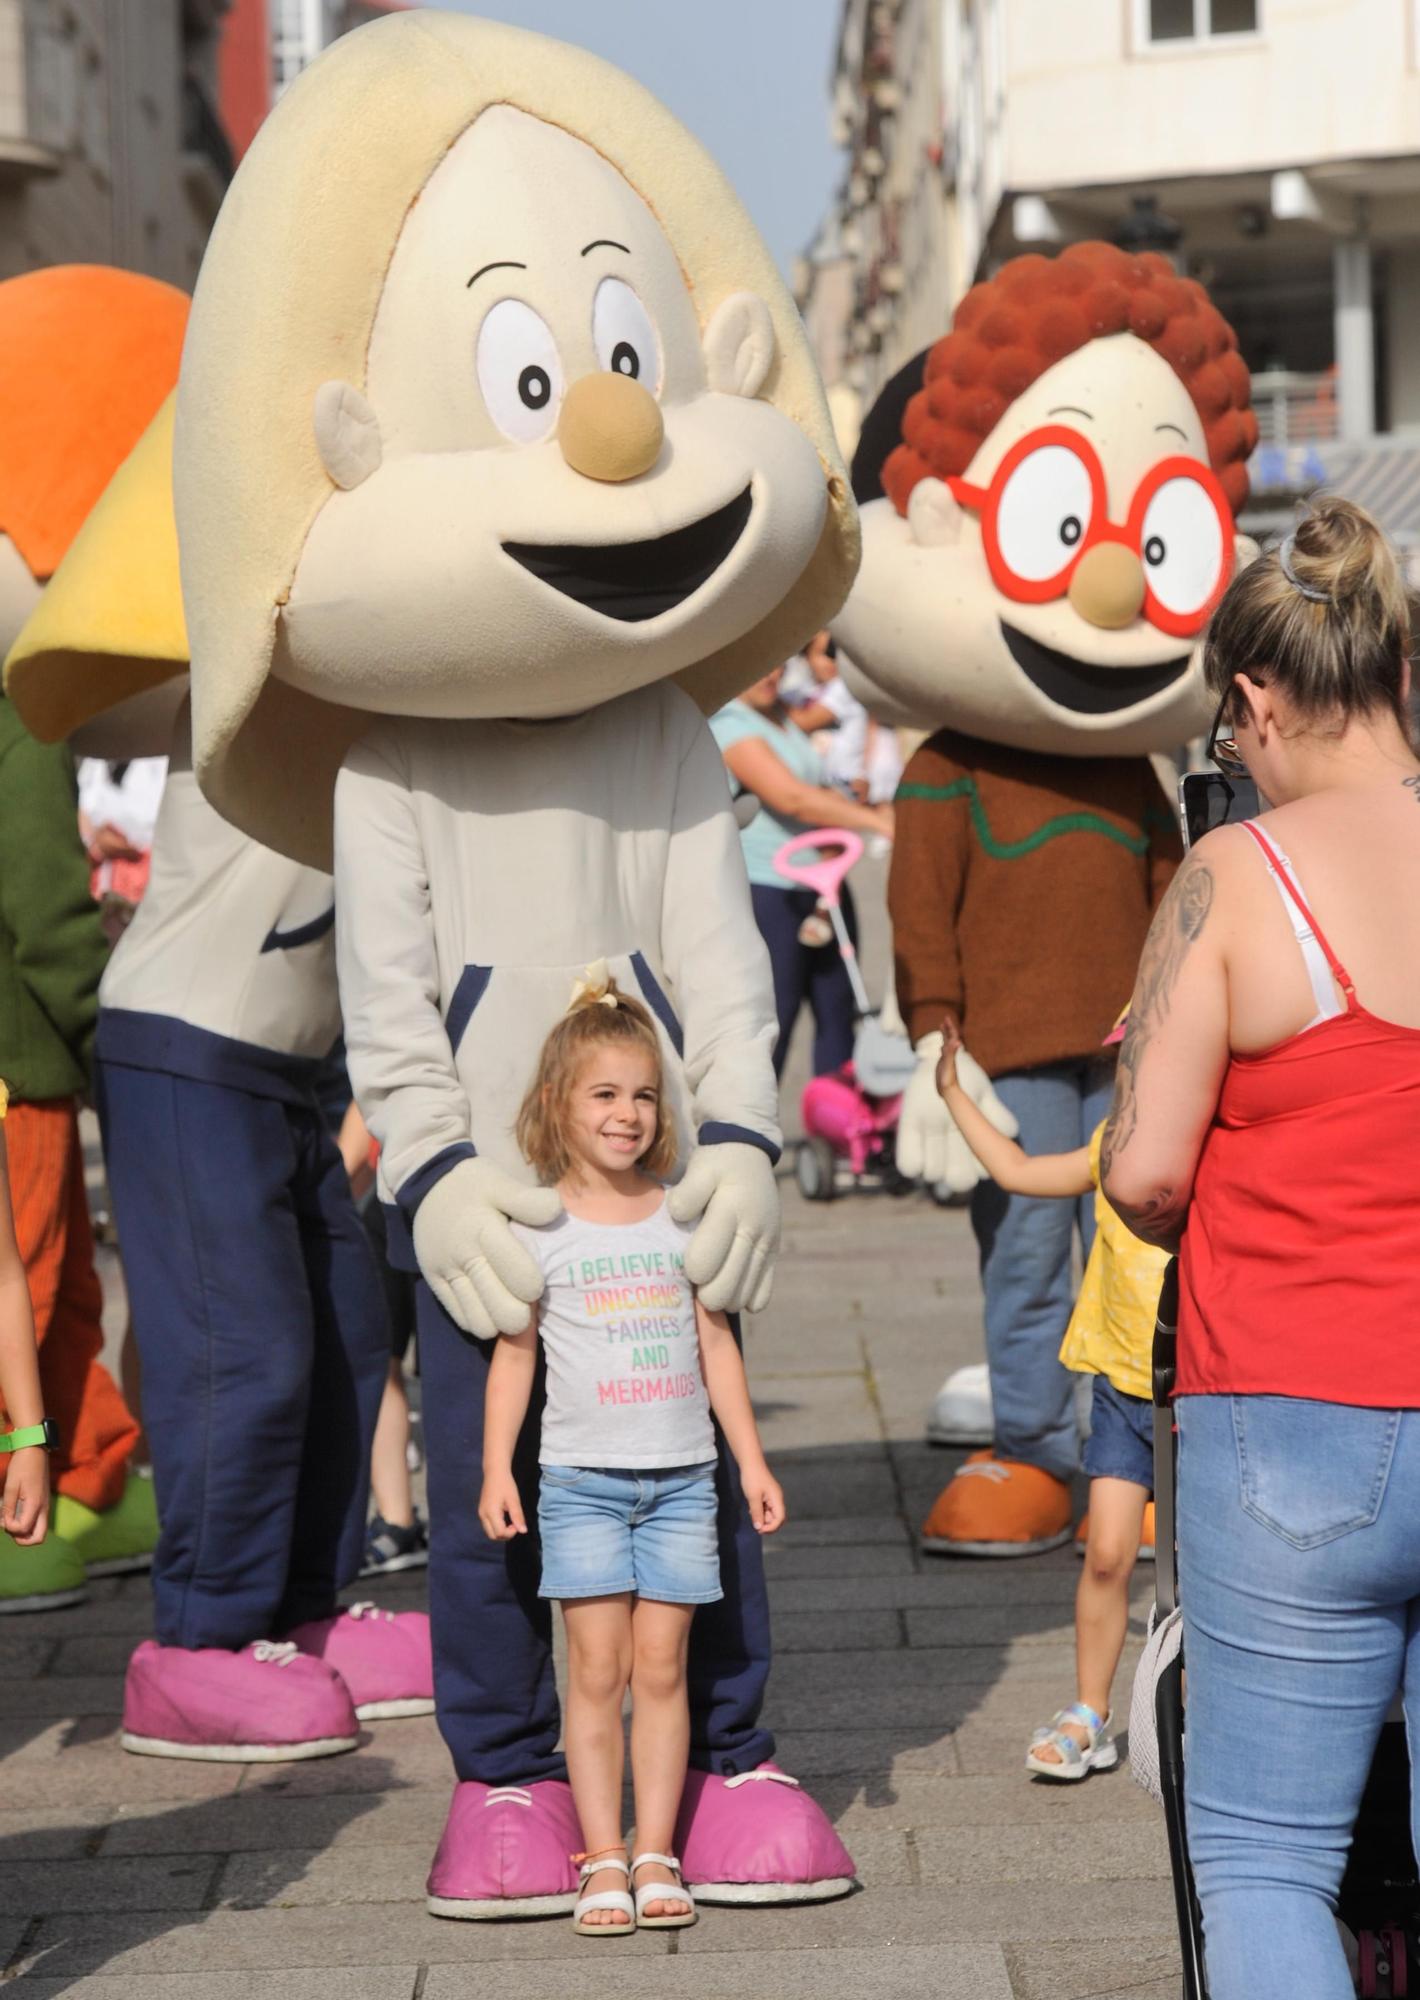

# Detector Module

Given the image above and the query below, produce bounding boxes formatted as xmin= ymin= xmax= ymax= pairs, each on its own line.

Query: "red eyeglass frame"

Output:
xmin=946 ymin=423 xmax=1236 ymax=641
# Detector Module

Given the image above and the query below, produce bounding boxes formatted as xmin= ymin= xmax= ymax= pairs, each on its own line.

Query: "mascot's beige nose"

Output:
xmin=1068 ymin=542 xmax=1146 ymax=630
xmin=558 ymin=373 xmax=664 ymax=483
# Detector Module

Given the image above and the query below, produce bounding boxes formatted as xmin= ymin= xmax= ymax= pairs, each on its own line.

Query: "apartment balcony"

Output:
xmin=1247 ymin=381 xmax=1420 ymax=558
xmin=1250 ymin=367 xmax=1337 ymax=449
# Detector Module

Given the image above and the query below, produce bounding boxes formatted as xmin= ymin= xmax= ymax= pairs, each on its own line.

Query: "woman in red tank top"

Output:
xmin=1100 ymin=499 xmax=1420 ymax=2000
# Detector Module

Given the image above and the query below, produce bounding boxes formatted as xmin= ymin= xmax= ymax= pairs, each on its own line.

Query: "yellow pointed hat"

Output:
xmin=4 ymin=391 xmax=189 ymax=744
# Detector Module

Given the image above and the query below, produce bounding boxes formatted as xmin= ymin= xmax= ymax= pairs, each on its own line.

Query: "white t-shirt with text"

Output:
xmin=511 ymin=1197 xmax=715 ymax=1470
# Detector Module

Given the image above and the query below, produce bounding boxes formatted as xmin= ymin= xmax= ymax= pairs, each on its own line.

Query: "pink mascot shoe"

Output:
xmin=121 ymin=1639 xmax=359 ymax=1762
xmin=285 ymin=1601 xmax=434 ymax=1720
xmin=426 ymin=1779 xmax=582 ymax=1919
xmin=675 ymin=1764 xmax=857 ymax=1904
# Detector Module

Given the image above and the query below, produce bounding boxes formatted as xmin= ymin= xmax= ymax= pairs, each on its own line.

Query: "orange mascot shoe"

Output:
xmin=921 ymin=1452 xmax=1073 ymax=1557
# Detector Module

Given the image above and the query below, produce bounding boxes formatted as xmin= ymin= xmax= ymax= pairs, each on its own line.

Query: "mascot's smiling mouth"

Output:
xmin=1002 ymin=623 xmax=1191 ymax=716
xmin=503 ymin=487 xmax=753 ymax=624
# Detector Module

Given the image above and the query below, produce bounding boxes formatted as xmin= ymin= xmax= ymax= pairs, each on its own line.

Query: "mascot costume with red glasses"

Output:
xmin=835 ymin=243 xmax=1258 ymax=1557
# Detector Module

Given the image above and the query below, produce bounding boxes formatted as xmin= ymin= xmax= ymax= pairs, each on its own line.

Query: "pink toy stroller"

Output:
xmin=772 ymin=829 xmax=917 ymax=1202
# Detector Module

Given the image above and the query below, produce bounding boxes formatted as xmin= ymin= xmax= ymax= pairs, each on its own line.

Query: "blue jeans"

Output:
xmin=970 ymin=1059 xmax=1114 ymax=1480
xmin=749 ymin=882 xmax=857 ymax=1079
xmin=538 ymin=1462 xmax=722 ymax=1604
xmin=1177 ymin=1394 xmax=1420 ymax=2000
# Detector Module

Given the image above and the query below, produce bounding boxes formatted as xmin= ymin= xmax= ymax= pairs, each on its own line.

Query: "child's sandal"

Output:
xmin=631 ymin=1850 xmax=696 ymax=1929
xmin=1025 ymin=1701 xmax=1119 ymax=1782
xmin=571 ymin=1846 xmax=635 ymax=1935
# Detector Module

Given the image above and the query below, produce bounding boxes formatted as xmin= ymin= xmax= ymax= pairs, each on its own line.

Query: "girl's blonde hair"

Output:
xmin=516 ymin=981 xmax=676 ymax=1187
xmin=1204 ymin=496 xmax=1412 ymax=739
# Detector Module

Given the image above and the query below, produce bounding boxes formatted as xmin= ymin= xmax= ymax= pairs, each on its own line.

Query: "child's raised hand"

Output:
xmin=478 ymin=1472 xmax=526 ymax=1541
xmin=741 ymin=1461 xmax=785 ymax=1535
xmin=3 ymin=1446 xmax=48 ymax=1546
xmin=934 ymin=1016 xmax=965 ymax=1098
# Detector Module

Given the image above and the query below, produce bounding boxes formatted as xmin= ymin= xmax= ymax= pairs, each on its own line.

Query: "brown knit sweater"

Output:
xmin=890 ymin=729 xmax=1181 ymax=1076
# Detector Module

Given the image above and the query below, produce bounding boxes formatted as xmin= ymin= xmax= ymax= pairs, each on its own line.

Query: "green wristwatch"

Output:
xmin=0 ymin=1420 xmax=58 ymax=1453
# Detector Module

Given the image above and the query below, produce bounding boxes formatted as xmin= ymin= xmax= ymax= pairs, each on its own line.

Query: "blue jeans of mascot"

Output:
xmin=1178 ymin=1394 xmax=1420 ymax=2000
xmin=416 ymin=1281 xmax=774 ymax=1784
xmin=96 ymin=1060 xmax=390 ymax=1649
xmin=970 ymin=1058 xmax=1115 ymax=1481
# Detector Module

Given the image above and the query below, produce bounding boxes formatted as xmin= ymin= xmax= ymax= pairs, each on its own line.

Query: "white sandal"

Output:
xmin=1025 ymin=1701 xmax=1119 ymax=1782
xmin=631 ymin=1849 xmax=696 ymax=1929
xmin=571 ymin=1847 xmax=635 ymax=1935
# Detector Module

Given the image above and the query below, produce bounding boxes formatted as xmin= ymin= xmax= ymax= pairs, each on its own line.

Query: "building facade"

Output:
xmin=806 ymin=0 xmax=1420 ymax=541
xmin=0 ymin=0 xmax=232 ymax=288
xmin=270 ymin=0 xmax=400 ymax=96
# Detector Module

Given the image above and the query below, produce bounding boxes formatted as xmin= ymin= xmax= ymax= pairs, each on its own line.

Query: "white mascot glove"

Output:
xmin=667 ymin=1142 xmax=780 ymax=1315
xmin=897 ymin=1030 xmax=1018 ymax=1193
xmin=411 ymin=1157 xmax=562 ymax=1338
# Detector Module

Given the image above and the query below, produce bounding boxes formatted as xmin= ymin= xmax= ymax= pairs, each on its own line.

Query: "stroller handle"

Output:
xmin=771 ymin=828 xmax=864 ymax=908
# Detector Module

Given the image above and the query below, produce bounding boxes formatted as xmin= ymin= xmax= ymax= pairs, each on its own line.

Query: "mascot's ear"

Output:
xmin=1234 ymin=530 xmax=1262 ymax=573
xmin=703 ymin=293 xmax=776 ymax=400
xmin=907 ymin=476 xmax=963 ymax=548
xmin=313 ymin=381 xmax=383 ymax=491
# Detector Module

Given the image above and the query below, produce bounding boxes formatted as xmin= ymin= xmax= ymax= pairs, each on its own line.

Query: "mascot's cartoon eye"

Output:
xmin=476 ymin=298 xmax=565 ymax=444
xmin=519 ymin=366 xmax=552 ymax=409
xmin=996 ymin=445 xmax=1096 ymax=583
xmin=592 ymin=278 xmax=662 ymax=393
xmin=1140 ymin=476 xmax=1227 ymax=619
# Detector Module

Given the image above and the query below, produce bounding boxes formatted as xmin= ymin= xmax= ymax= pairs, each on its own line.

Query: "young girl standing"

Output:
xmin=936 ymin=1018 xmax=1168 ymax=1782
xmin=479 ymin=971 xmax=785 ymax=1936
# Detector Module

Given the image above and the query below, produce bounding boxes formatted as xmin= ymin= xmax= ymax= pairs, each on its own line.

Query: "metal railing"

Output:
xmin=1249 ymin=367 xmax=1338 ymax=447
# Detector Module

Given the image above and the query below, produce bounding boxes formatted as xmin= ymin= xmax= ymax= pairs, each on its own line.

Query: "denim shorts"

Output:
xmin=537 ymin=1462 xmax=722 ymax=1605
xmin=1082 ymin=1374 xmax=1155 ymax=1490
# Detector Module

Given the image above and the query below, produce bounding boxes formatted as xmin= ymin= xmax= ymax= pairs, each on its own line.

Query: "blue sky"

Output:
xmin=426 ymin=1 xmax=844 ymax=277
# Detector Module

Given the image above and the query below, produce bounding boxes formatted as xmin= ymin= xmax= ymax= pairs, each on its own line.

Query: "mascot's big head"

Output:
xmin=836 ymin=243 xmax=1259 ymax=755
xmin=142 ymin=9 xmax=858 ymax=868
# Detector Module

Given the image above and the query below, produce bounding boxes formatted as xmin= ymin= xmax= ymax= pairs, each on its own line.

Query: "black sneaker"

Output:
xmin=359 ymin=1511 xmax=429 ymax=1578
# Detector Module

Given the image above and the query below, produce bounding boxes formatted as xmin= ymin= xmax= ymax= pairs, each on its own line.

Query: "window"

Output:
xmin=1143 ymin=0 xmax=1257 ymax=42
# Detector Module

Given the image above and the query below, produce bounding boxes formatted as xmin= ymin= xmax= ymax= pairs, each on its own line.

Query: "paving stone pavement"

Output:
xmin=4 ymin=861 xmax=1180 ymax=1997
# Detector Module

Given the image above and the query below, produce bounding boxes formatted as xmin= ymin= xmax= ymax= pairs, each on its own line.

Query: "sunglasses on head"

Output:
xmin=1205 ymin=681 xmax=1251 ymax=778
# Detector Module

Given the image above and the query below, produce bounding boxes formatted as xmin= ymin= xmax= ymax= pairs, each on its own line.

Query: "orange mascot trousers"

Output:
xmin=5 ymin=1098 xmax=136 ymax=1509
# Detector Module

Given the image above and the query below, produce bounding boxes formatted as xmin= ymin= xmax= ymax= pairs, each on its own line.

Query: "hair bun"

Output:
xmin=1289 ymin=496 xmax=1396 ymax=606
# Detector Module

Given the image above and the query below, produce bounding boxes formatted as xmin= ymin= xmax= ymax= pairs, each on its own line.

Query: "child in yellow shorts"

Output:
xmin=935 ymin=1022 xmax=1168 ymax=1783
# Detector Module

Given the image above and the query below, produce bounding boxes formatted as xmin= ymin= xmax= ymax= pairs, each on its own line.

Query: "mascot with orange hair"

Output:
xmin=0 ymin=266 xmax=188 ymax=1612
xmin=835 ymin=244 xmax=1258 ymax=1556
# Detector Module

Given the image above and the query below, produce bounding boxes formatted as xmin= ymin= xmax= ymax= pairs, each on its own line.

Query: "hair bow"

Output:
xmin=568 ymin=960 xmax=618 ymax=1011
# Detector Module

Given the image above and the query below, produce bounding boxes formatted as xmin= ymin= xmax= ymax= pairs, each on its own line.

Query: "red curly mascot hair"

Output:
xmin=882 ymin=243 xmax=1259 ymax=521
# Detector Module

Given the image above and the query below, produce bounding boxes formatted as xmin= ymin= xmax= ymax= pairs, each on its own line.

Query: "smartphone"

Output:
xmin=1178 ymin=770 xmax=1260 ymax=852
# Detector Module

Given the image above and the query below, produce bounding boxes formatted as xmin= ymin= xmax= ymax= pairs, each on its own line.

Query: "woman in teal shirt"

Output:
xmin=710 ymin=667 xmax=893 ymax=1078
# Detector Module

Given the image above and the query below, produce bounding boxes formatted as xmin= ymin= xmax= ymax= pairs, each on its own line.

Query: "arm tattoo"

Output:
xmin=1100 ymin=858 xmax=1214 ymax=1184
xmin=1404 ymin=775 xmax=1420 ymax=808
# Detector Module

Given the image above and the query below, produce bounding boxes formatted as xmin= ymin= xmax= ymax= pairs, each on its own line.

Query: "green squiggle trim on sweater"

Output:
xmin=896 ymin=777 xmax=1151 ymax=860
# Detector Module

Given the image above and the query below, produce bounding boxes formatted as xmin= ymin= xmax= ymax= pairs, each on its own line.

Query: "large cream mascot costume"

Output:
xmin=171 ymin=14 xmax=859 ymax=1915
xmin=8 ymin=399 xmax=430 ymax=1753
xmin=836 ymin=243 xmax=1257 ymax=1557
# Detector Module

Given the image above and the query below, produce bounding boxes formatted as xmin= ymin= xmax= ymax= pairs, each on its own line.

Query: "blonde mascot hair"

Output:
xmin=170 ymin=9 xmax=858 ymax=868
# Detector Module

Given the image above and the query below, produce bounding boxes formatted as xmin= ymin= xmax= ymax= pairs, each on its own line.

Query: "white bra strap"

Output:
xmin=1248 ymin=828 xmax=1345 ymax=1023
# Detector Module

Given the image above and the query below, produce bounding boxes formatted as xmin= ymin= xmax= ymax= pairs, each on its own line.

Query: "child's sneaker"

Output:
xmin=359 ymin=1510 xmax=429 ymax=1578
